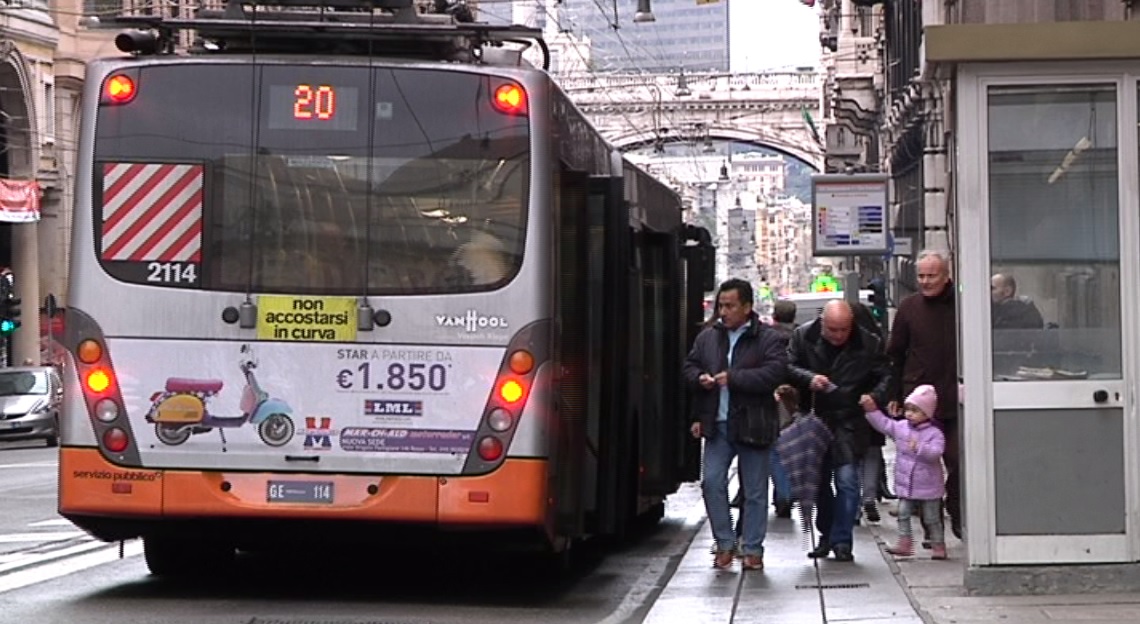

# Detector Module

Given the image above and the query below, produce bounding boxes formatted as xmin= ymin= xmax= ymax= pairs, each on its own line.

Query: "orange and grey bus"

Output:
xmin=55 ymin=0 xmax=716 ymax=575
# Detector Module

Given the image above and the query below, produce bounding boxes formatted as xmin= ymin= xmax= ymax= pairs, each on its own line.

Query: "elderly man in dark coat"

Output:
xmin=786 ymin=300 xmax=891 ymax=562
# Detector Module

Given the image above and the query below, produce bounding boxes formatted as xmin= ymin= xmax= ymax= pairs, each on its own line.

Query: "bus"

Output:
xmin=55 ymin=0 xmax=716 ymax=575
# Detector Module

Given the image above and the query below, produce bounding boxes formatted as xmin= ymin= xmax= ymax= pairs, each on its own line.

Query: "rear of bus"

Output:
xmin=59 ymin=56 xmax=554 ymax=567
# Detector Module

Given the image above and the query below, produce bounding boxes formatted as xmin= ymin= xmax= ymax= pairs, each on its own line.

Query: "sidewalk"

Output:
xmin=644 ymin=494 xmax=1140 ymax=623
xmin=863 ymin=500 xmax=1140 ymax=624
xmin=644 ymin=499 xmax=924 ymax=623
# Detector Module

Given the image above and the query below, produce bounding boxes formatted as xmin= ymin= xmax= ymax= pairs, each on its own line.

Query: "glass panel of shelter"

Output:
xmin=986 ymin=84 xmax=1121 ymax=381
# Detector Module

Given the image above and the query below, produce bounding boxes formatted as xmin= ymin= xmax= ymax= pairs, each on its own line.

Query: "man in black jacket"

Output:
xmin=787 ymin=300 xmax=891 ymax=562
xmin=684 ymin=279 xmax=788 ymax=571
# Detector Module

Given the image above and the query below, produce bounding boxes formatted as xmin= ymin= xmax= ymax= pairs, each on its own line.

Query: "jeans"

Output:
xmin=815 ymin=461 xmax=860 ymax=547
xmin=702 ymin=421 xmax=771 ymax=557
xmin=898 ymin=498 xmax=944 ymax=544
xmin=770 ymin=447 xmax=791 ymax=503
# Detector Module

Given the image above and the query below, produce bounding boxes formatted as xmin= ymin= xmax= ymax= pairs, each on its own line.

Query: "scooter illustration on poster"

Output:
xmin=145 ymin=344 xmax=295 ymax=449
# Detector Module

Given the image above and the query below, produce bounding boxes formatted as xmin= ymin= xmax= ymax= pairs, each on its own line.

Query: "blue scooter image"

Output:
xmin=146 ymin=344 xmax=295 ymax=448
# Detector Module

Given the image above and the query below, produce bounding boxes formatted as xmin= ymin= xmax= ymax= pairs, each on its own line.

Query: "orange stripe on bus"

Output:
xmin=59 ymin=447 xmax=163 ymax=516
xmin=59 ymin=448 xmax=547 ymax=528
xmin=437 ymin=459 xmax=547 ymax=526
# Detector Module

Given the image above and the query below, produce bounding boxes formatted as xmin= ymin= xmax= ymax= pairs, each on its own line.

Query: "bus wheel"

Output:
xmin=143 ymin=536 xmax=233 ymax=576
xmin=155 ymin=423 xmax=191 ymax=445
xmin=258 ymin=414 xmax=294 ymax=447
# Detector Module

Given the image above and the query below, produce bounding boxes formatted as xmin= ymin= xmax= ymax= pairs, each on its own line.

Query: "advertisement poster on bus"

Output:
xmin=109 ymin=338 xmax=505 ymax=474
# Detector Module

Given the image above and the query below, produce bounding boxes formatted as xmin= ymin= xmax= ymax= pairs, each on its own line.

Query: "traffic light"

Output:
xmin=0 ymin=295 xmax=20 ymax=336
xmin=868 ymin=278 xmax=888 ymax=333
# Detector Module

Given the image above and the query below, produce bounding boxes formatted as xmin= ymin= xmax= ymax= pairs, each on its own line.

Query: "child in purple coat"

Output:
xmin=859 ymin=384 xmax=947 ymax=559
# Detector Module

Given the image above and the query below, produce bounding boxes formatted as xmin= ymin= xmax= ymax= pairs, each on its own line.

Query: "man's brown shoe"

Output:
xmin=713 ymin=550 xmax=734 ymax=569
xmin=742 ymin=554 xmax=764 ymax=570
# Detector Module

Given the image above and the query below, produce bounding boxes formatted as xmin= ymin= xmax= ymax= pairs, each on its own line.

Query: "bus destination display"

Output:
xmin=267 ymin=84 xmax=359 ymax=131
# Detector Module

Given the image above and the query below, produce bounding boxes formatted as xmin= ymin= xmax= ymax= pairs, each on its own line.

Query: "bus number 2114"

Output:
xmin=146 ymin=262 xmax=198 ymax=284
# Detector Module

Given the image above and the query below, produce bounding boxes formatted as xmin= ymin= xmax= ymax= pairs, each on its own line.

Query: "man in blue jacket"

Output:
xmin=684 ymin=278 xmax=788 ymax=571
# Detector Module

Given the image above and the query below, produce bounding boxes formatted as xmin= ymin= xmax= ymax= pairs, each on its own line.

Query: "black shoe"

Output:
xmin=879 ymin=473 xmax=897 ymax=500
xmin=832 ymin=543 xmax=854 ymax=562
xmin=862 ymin=502 xmax=880 ymax=523
xmin=775 ymin=500 xmax=792 ymax=518
xmin=807 ymin=540 xmax=831 ymax=558
xmin=729 ymin=491 xmax=743 ymax=509
xmin=951 ymin=518 xmax=963 ymax=540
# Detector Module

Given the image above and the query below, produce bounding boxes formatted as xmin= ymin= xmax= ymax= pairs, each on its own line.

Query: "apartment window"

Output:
xmin=855 ymin=6 xmax=874 ymax=38
xmin=84 ymin=0 xmax=122 ymax=17
xmin=41 ymin=76 xmax=55 ymax=145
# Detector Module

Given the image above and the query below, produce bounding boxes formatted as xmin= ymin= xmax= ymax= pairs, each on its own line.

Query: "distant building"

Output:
xmin=557 ymin=0 xmax=729 ymax=73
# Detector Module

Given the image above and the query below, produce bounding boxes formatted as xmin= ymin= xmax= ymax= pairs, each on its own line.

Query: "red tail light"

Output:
xmin=86 ymin=369 xmax=112 ymax=393
xmin=498 ymin=379 xmax=525 ymax=404
xmin=103 ymin=427 xmax=129 ymax=452
xmin=104 ymin=74 xmax=137 ymax=105
xmin=491 ymin=83 xmax=527 ymax=116
xmin=477 ymin=436 xmax=504 ymax=461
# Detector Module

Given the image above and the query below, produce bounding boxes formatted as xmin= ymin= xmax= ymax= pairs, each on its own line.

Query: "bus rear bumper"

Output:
xmin=59 ymin=447 xmax=548 ymax=542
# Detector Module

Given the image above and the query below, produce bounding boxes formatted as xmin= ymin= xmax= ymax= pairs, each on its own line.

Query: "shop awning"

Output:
xmin=0 ymin=179 xmax=41 ymax=223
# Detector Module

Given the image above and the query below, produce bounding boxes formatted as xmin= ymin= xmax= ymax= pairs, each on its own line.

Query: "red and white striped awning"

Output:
xmin=0 ymin=179 xmax=42 ymax=223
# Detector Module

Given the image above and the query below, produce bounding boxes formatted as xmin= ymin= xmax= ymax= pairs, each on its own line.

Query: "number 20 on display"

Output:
xmin=294 ymin=84 xmax=336 ymax=120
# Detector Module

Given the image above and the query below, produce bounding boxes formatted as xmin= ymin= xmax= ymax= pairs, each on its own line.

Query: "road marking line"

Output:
xmin=0 ymin=540 xmax=143 ymax=594
xmin=0 ymin=532 xmax=87 ymax=543
xmin=27 ymin=519 xmax=73 ymax=528
xmin=0 ymin=540 xmax=108 ymax=575
xmin=0 ymin=462 xmax=57 ymax=470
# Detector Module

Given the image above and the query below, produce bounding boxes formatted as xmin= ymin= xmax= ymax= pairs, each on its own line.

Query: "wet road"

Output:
xmin=0 ymin=445 xmax=704 ymax=624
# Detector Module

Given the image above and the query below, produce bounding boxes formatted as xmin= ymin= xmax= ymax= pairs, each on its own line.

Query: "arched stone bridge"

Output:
xmin=560 ymin=70 xmax=825 ymax=170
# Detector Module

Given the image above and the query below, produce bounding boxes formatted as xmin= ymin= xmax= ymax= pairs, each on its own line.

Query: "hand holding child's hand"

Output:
xmin=908 ymin=438 xmax=918 ymax=452
xmin=859 ymin=394 xmax=877 ymax=412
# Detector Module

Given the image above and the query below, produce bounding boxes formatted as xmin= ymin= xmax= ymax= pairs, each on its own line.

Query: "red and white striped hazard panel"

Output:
xmin=101 ymin=163 xmax=203 ymax=263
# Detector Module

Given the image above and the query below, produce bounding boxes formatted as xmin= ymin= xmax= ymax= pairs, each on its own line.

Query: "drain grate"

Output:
xmin=795 ymin=582 xmax=871 ymax=590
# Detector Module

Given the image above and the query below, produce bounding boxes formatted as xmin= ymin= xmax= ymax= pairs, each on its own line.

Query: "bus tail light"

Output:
xmin=477 ymin=436 xmax=504 ymax=461
xmin=498 ymin=379 xmax=526 ymax=404
xmin=77 ymin=339 xmax=103 ymax=364
xmin=94 ymin=398 xmax=120 ymax=423
xmin=102 ymin=73 xmax=138 ymax=105
xmin=463 ymin=321 xmax=550 ymax=473
xmin=103 ymin=428 xmax=129 ymax=453
xmin=508 ymin=349 xmax=534 ymax=374
xmin=86 ymin=368 xmax=113 ymax=393
xmin=491 ymin=82 xmax=527 ymax=116
xmin=67 ymin=316 xmax=134 ymax=458
xmin=486 ymin=408 xmax=513 ymax=432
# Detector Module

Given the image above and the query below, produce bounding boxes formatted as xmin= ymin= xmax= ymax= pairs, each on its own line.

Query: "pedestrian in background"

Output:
xmin=860 ymin=385 xmax=947 ymax=559
xmin=886 ymin=249 xmax=962 ymax=540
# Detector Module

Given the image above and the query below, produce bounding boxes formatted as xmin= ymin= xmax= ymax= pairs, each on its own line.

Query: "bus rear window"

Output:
xmin=94 ymin=64 xmax=530 ymax=295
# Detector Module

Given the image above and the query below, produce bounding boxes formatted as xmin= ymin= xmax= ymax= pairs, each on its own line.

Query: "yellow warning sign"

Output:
xmin=256 ymin=295 xmax=357 ymax=342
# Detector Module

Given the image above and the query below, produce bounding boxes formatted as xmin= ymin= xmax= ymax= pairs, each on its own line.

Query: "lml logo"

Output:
xmin=303 ymin=416 xmax=336 ymax=450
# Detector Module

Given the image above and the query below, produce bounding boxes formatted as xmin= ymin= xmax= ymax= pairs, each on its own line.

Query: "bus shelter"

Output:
xmin=953 ymin=55 xmax=1140 ymax=592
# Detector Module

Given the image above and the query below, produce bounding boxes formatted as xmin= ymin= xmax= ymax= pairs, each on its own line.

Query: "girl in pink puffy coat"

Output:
xmin=859 ymin=385 xmax=947 ymax=559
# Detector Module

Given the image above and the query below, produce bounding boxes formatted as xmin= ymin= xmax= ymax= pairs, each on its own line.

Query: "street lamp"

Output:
xmin=634 ymin=0 xmax=655 ymax=23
